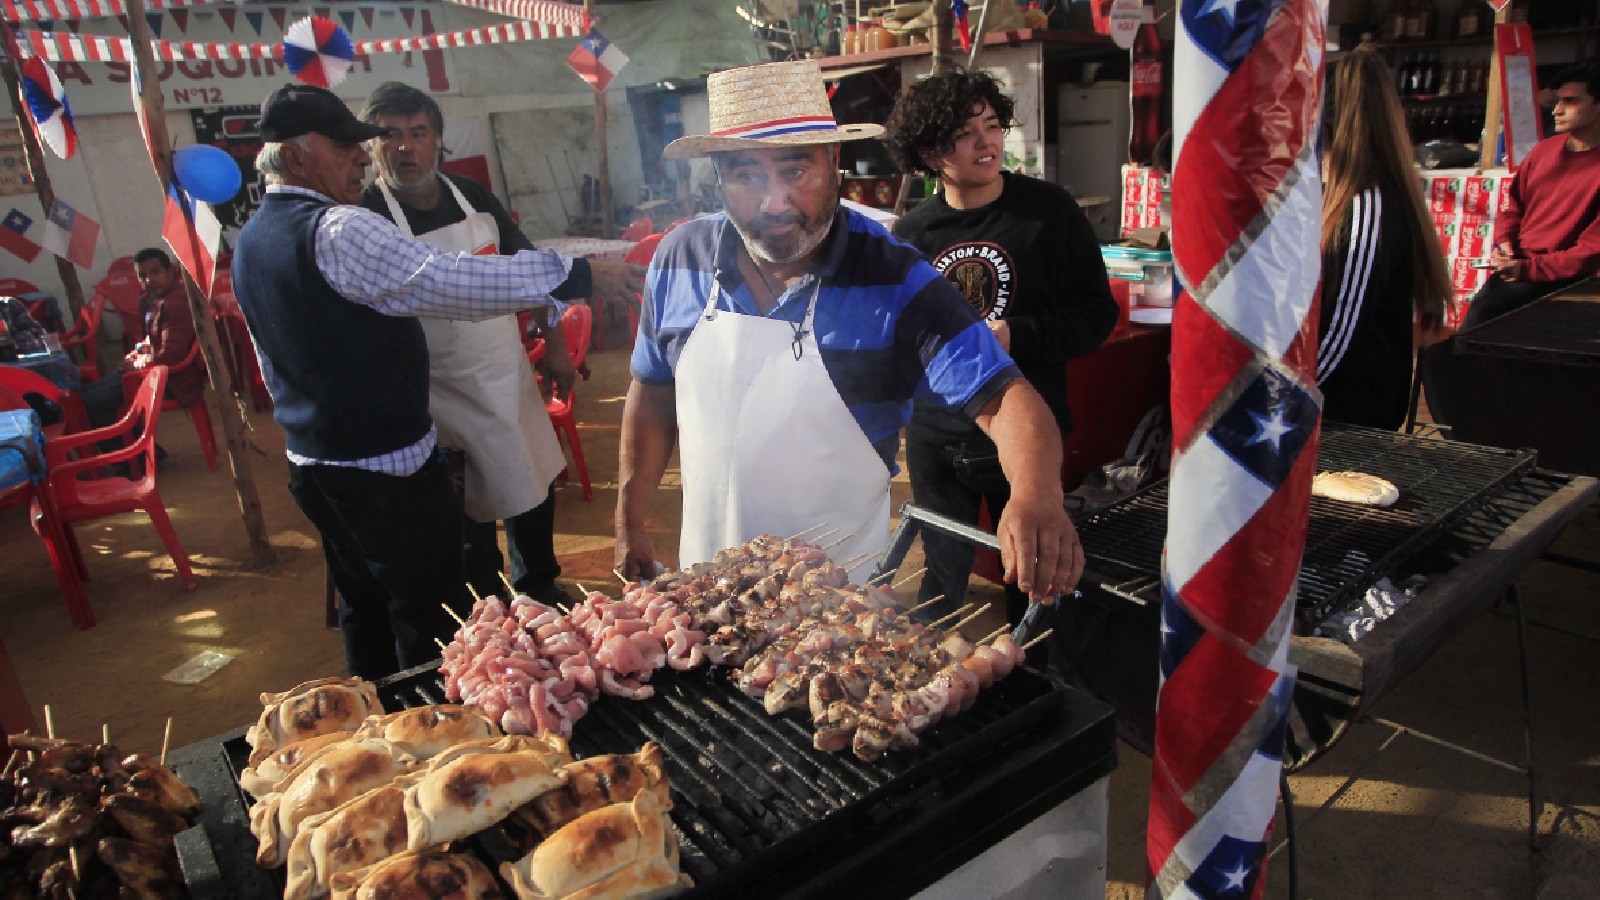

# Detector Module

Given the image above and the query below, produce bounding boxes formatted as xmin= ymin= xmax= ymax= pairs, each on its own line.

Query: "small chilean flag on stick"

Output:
xmin=162 ymin=177 xmax=222 ymax=298
xmin=567 ymin=27 xmax=627 ymax=92
xmin=20 ymin=58 xmax=77 ymax=160
xmin=41 ymin=200 xmax=99 ymax=270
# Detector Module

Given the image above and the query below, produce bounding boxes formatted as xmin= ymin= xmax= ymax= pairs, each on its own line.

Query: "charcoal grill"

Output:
xmin=1072 ymin=424 xmax=1536 ymax=629
xmin=167 ymin=653 xmax=1115 ymax=900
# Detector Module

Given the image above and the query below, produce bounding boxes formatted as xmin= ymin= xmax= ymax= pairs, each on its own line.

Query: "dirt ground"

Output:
xmin=2 ymin=336 xmax=1596 ymax=898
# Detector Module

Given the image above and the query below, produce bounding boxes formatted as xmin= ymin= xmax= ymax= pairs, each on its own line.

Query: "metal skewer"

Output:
xmin=892 ymin=567 xmax=928 ymax=589
xmin=905 ymin=594 xmax=946 ymax=613
xmin=1021 ymin=628 xmax=1054 ymax=651
xmin=442 ymin=604 xmax=467 ymax=627
xmin=927 ymin=604 xmax=975 ymax=629
xmin=949 ymin=603 xmax=993 ymax=632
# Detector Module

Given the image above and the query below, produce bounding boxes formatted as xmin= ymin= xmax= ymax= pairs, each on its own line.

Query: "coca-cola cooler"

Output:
xmin=1058 ymin=83 xmax=1131 ymax=242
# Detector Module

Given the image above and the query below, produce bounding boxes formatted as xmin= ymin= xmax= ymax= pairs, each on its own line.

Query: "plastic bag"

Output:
xmin=1065 ymin=449 xmax=1158 ymax=515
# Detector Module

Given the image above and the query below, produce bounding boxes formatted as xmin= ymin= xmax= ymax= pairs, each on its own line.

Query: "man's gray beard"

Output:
xmin=733 ymin=196 xmax=837 ymax=265
xmin=381 ymin=160 xmax=438 ymax=191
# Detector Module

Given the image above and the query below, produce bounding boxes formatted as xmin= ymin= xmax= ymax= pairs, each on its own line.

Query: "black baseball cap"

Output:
xmin=258 ymin=83 xmax=390 ymax=143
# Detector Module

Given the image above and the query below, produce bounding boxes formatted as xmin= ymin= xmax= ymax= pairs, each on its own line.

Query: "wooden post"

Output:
xmin=586 ymin=0 xmax=612 ymax=238
xmin=0 ymin=18 xmax=89 ymax=325
xmin=932 ymin=0 xmax=953 ymax=76
xmin=124 ymin=0 xmax=275 ymax=565
xmin=1479 ymin=5 xmax=1511 ymax=172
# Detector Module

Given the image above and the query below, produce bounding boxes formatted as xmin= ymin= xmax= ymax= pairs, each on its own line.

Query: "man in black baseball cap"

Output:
xmin=258 ymin=83 xmax=391 ymax=145
xmin=231 ymin=82 xmax=643 ymax=679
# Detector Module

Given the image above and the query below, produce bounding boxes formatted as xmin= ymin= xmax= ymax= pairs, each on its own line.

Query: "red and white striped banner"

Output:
xmin=2 ymin=0 xmax=586 ymax=24
xmin=15 ymin=15 xmax=583 ymax=61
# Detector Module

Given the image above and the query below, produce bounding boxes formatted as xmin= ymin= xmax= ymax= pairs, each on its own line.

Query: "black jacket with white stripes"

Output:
xmin=1318 ymin=185 xmax=1415 ymax=431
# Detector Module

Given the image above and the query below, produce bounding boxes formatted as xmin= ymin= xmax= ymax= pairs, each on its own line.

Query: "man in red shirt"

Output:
xmin=1466 ymin=60 xmax=1600 ymax=327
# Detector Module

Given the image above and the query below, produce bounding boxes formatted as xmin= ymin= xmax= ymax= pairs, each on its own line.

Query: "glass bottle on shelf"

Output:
xmin=1381 ymin=0 xmax=1408 ymax=41
xmin=1398 ymin=54 xmax=1415 ymax=96
xmin=1455 ymin=0 xmax=1493 ymax=39
xmin=1422 ymin=54 xmax=1441 ymax=96
xmin=1410 ymin=0 xmax=1436 ymax=39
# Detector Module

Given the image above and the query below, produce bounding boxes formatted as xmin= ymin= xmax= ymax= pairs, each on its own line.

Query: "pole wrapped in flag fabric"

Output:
xmin=1147 ymin=0 xmax=1323 ymax=897
xmin=162 ymin=175 xmax=221 ymax=297
xmin=18 ymin=56 xmax=76 ymax=158
xmin=950 ymin=0 xmax=971 ymax=52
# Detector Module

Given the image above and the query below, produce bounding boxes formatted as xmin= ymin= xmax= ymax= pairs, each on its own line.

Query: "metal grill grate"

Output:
xmin=201 ymin=660 xmax=1114 ymax=900
xmin=1072 ymin=426 xmax=1537 ymax=628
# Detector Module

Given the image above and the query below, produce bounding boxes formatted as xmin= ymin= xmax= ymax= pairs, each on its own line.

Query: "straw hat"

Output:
xmin=662 ymin=59 xmax=884 ymax=159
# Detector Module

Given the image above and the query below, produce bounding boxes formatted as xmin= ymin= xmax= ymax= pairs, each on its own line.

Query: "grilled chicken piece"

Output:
xmin=97 ymin=836 xmax=183 ymax=899
xmin=100 ymin=793 xmax=186 ymax=850
xmin=501 ymin=788 xmax=685 ymax=900
xmin=123 ymin=766 xmax=202 ymax=820
xmin=247 ymin=677 xmax=382 ymax=767
xmin=511 ymin=743 xmax=668 ymax=841
xmin=328 ymin=849 xmax=504 ymax=900
xmin=813 ymin=702 xmax=860 ymax=753
xmin=9 ymin=797 xmax=97 ymax=848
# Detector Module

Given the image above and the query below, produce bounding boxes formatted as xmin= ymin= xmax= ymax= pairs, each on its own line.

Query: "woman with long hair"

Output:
xmin=1319 ymin=45 xmax=1453 ymax=430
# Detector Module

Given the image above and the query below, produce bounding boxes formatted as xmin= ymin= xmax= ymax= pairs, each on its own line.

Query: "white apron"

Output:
xmin=675 ymin=279 xmax=892 ymax=571
xmin=379 ymin=178 xmax=564 ymax=522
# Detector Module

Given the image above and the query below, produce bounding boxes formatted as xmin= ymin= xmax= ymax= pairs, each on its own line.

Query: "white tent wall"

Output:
xmin=0 ymin=0 xmax=761 ymax=302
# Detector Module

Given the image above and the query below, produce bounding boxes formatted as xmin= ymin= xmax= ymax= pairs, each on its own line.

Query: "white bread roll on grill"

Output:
xmin=1312 ymin=471 xmax=1400 ymax=507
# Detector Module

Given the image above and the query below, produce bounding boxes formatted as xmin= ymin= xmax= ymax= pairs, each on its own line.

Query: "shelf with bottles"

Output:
xmin=1392 ymin=52 xmax=1492 ymax=100
xmin=1368 ymin=0 xmax=1597 ymax=46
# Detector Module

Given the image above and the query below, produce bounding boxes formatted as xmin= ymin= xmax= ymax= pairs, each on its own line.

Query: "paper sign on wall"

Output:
xmin=1496 ymin=23 xmax=1541 ymax=170
xmin=1109 ymin=0 xmax=1142 ymax=49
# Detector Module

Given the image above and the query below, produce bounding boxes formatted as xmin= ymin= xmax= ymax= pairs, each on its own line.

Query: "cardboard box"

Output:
xmin=1461 ymin=175 xmax=1504 ymax=217
xmin=1455 ymin=215 xmax=1494 ymax=258
xmin=1450 ymin=256 xmax=1489 ymax=293
xmin=1426 ymin=175 xmax=1463 ymax=217
xmin=1433 ymin=215 xmax=1459 ymax=257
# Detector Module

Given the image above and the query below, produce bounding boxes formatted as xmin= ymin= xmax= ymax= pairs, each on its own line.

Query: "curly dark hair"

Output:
xmin=883 ymin=69 xmax=1017 ymax=178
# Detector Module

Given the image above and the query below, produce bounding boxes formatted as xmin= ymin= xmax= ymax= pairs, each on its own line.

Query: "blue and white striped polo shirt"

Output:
xmin=630 ymin=207 xmax=1020 ymax=473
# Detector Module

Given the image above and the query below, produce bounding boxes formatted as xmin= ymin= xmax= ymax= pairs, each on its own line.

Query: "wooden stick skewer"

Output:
xmin=612 ymin=567 xmax=629 ymax=584
xmin=435 ymin=637 xmax=448 ymax=651
xmin=905 ymin=594 xmax=946 ymax=613
xmin=949 ymin=603 xmax=993 ymax=632
xmin=867 ymin=569 xmax=897 ymax=586
xmin=892 ymin=567 xmax=927 ymax=589
xmin=499 ymin=572 xmax=516 ymax=597
xmin=159 ymin=717 xmax=172 ymax=767
xmin=1021 ymin=628 xmax=1055 ymax=652
xmin=575 ymin=583 xmax=591 ymax=598
xmin=817 ymin=533 xmax=854 ymax=552
xmin=442 ymin=604 xmax=467 ymax=627
xmin=557 ymin=603 xmax=572 ymax=615
xmin=786 ymin=522 xmax=828 ymax=541
xmin=42 ymin=705 xmax=54 ymax=740
xmin=838 ymin=551 xmax=874 ymax=572
xmin=979 ymin=625 xmax=1008 ymax=645
xmin=927 ymin=604 xmax=974 ymax=629
xmin=69 ymin=845 xmax=82 ymax=881
xmin=465 ymin=582 xmax=482 ymax=604
xmin=101 ymin=724 xmax=110 ymax=746
xmin=811 ymin=528 xmax=840 ymax=544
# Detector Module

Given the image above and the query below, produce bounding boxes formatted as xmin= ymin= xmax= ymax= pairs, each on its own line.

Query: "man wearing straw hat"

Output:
xmin=615 ymin=59 xmax=1083 ymax=605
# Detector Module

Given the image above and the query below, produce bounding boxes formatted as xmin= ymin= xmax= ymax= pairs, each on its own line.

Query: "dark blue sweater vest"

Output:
xmin=232 ymin=192 xmax=431 ymax=461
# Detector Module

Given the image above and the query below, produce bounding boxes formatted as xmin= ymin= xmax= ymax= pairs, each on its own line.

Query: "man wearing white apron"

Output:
xmin=616 ymin=60 xmax=1085 ymax=605
xmin=358 ymin=83 xmax=641 ymax=602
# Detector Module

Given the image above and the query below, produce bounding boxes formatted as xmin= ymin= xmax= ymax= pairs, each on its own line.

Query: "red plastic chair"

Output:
xmin=621 ymin=234 xmax=666 ymax=345
xmin=0 ymin=406 xmax=94 ymax=628
xmin=0 ymin=277 xmax=39 ymax=295
xmin=619 ymin=217 xmax=653 ymax=242
xmin=664 ymin=217 xmax=692 ymax=234
xmin=0 ymin=366 xmax=91 ymax=441
xmin=122 ymin=341 xmax=216 ymax=472
xmin=58 ymin=291 xmax=107 ymax=382
xmin=546 ymin=304 xmax=594 ymax=501
xmin=37 ymin=365 xmax=198 ymax=592
xmin=95 ymin=259 xmax=146 ymax=351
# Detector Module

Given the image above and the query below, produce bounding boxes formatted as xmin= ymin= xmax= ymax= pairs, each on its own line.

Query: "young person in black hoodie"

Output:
xmin=885 ymin=70 xmax=1117 ymax=625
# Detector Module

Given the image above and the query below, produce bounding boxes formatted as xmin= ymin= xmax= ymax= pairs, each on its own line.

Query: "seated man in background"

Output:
xmin=0 ymin=295 xmax=48 ymax=357
xmin=1466 ymin=59 xmax=1600 ymax=327
xmin=80 ymin=248 xmax=200 ymax=453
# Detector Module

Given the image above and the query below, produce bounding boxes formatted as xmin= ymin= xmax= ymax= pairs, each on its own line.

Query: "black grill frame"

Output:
xmin=1071 ymin=425 xmax=1537 ymax=628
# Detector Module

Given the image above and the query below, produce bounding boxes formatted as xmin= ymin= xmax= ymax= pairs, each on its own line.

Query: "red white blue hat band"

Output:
xmin=664 ymin=59 xmax=883 ymax=159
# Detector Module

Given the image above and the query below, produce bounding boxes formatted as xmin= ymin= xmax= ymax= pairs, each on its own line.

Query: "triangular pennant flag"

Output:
xmin=64 ymin=19 xmax=78 ymax=32
xmin=314 ymin=7 xmax=331 ymax=21
xmin=270 ymin=8 xmax=289 ymax=32
xmin=116 ymin=14 xmax=127 ymax=31
xmin=36 ymin=20 xmax=52 ymax=31
xmin=339 ymin=10 xmax=355 ymax=33
xmin=219 ymin=7 xmax=236 ymax=31
xmin=145 ymin=13 xmax=162 ymax=38
xmin=400 ymin=7 xmax=414 ymax=28
xmin=245 ymin=10 xmax=263 ymax=35
xmin=359 ymin=8 xmax=374 ymax=29
xmin=170 ymin=9 xmax=188 ymax=33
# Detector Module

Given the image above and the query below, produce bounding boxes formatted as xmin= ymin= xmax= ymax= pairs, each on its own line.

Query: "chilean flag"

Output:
xmin=19 ymin=58 xmax=76 ymax=160
xmin=41 ymin=200 xmax=98 ymax=270
xmin=567 ymin=27 xmax=628 ymax=93
xmin=162 ymin=176 xmax=222 ymax=298
xmin=951 ymin=0 xmax=973 ymax=52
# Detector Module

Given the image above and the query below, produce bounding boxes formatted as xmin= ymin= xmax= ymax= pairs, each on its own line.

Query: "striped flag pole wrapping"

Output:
xmin=1147 ymin=0 xmax=1324 ymax=898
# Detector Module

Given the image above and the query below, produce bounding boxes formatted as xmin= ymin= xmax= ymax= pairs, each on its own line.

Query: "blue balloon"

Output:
xmin=172 ymin=144 xmax=242 ymax=204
